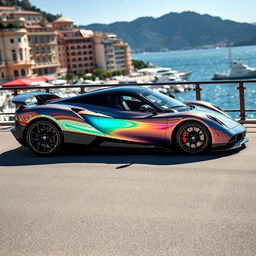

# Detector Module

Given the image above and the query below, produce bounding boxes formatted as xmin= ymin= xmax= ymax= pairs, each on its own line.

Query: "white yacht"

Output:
xmin=138 ymin=67 xmax=192 ymax=81
xmin=212 ymin=48 xmax=256 ymax=80
xmin=212 ymin=60 xmax=256 ymax=80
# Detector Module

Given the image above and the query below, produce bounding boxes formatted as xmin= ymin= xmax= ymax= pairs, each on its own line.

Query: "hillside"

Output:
xmin=81 ymin=11 xmax=256 ymax=52
xmin=0 ymin=0 xmax=60 ymax=22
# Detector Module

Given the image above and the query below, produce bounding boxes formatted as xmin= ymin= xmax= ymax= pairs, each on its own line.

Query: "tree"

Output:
xmin=21 ymin=0 xmax=31 ymax=7
xmin=66 ymin=72 xmax=75 ymax=84
xmin=132 ymin=60 xmax=147 ymax=70
xmin=76 ymin=71 xmax=84 ymax=79
xmin=112 ymin=70 xmax=122 ymax=76
xmin=92 ymin=68 xmax=105 ymax=79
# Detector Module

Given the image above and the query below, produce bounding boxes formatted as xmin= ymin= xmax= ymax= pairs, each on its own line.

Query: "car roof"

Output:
xmin=86 ymin=86 xmax=148 ymax=96
xmin=59 ymin=86 xmax=149 ymax=103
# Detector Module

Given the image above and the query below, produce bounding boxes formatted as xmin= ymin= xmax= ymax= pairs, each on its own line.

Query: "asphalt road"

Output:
xmin=0 ymin=128 xmax=256 ymax=256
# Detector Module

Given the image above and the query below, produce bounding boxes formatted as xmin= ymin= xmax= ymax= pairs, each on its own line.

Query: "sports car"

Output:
xmin=11 ymin=86 xmax=248 ymax=155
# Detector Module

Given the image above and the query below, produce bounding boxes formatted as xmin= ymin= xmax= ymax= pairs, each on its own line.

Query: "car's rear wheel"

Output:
xmin=175 ymin=122 xmax=210 ymax=154
xmin=26 ymin=120 xmax=62 ymax=156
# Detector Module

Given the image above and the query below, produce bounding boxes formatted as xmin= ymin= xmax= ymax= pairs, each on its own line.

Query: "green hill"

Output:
xmin=81 ymin=11 xmax=256 ymax=52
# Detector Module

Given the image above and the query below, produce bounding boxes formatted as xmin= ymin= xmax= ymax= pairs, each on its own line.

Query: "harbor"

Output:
xmin=2 ymin=46 xmax=256 ymax=122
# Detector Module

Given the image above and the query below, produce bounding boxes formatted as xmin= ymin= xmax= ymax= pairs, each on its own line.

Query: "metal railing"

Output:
xmin=0 ymin=80 xmax=256 ymax=125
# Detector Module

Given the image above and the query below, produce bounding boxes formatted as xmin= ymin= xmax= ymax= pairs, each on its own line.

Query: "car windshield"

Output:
xmin=141 ymin=89 xmax=187 ymax=111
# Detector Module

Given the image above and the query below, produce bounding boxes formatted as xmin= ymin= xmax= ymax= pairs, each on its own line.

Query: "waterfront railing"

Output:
xmin=0 ymin=80 xmax=256 ymax=126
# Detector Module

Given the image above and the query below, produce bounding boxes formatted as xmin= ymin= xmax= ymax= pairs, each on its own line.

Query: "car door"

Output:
xmin=96 ymin=94 xmax=169 ymax=145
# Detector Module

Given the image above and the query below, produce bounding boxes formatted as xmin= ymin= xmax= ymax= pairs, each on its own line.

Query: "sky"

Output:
xmin=30 ymin=0 xmax=256 ymax=25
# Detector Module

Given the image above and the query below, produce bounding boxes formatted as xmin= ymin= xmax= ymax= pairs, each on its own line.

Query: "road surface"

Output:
xmin=0 ymin=128 xmax=256 ymax=256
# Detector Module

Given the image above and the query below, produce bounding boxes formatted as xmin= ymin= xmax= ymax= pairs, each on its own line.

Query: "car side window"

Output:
xmin=80 ymin=95 xmax=110 ymax=107
xmin=108 ymin=94 xmax=151 ymax=112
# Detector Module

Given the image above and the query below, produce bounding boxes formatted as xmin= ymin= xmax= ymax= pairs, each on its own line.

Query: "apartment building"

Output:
xmin=53 ymin=17 xmax=96 ymax=74
xmin=93 ymin=32 xmax=133 ymax=74
xmin=0 ymin=7 xmax=62 ymax=81
xmin=0 ymin=17 xmax=33 ymax=82
xmin=10 ymin=9 xmax=43 ymax=26
xmin=27 ymin=22 xmax=61 ymax=76
xmin=0 ymin=7 xmax=133 ymax=82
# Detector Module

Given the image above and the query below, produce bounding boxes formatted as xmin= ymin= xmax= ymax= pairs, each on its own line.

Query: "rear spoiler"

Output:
xmin=12 ymin=91 xmax=61 ymax=106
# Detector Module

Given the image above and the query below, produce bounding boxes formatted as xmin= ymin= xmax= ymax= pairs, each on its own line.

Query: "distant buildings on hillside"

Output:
xmin=0 ymin=6 xmax=133 ymax=82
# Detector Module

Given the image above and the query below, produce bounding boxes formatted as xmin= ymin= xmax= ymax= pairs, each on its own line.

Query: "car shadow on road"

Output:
xmin=0 ymin=144 xmax=245 ymax=168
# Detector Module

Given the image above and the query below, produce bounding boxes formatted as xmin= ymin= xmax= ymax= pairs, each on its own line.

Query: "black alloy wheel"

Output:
xmin=176 ymin=122 xmax=210 ymax=154
xmin=26 ymin=120 xmax=62 ymax=156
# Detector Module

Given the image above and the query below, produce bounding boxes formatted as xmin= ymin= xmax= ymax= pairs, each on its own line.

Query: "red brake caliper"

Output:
xmin=182 ymin=131 xmax=187 ymax=143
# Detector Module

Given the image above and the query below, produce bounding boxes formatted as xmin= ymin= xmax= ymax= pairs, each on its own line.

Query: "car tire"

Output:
xmin=26 ymin=120 xmax=62 ymax=156
xmin=175 ymin=121 xmax=210 ymax=154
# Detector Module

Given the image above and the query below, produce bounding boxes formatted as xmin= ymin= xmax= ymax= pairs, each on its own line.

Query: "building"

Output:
xmin=27 ymin=21 xmax=61 ymax=76
xmin=93 ymin=32 xmax=133 ymax=74
xmin=0 ymin=7 xmax=62 ymax=82
xmin=0 ymin=6 xmax=16 ymax=14
xmin=0 ymin=7 xmax=133 ymax=82
xmin=0 ymin=17 xmax=33 ymax=82
xmin=10 ymin=8 xmax=43 ymax=26
xmin=53 ymin=17 xmax=96 ymax=74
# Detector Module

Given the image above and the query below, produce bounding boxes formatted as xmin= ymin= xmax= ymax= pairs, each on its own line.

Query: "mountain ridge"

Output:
xmin=80 ymin=11 xmax=256 ymax=52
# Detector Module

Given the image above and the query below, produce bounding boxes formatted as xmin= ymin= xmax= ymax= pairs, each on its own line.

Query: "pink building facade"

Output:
xmin=53 ymin=17 xmax=96 ymax=74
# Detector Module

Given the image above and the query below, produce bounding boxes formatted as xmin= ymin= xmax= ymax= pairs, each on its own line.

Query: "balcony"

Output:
xmin=32 ymin=61 xmax=60 ymax=69
xmin=6 ymin=60 xmax=33 ymax=66
xmin=0 ymin=28 xmax=27 ymax=35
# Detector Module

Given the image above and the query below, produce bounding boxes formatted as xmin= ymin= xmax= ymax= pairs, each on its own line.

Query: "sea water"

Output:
xmin=133 ymin=45 xmax=256 ymax=119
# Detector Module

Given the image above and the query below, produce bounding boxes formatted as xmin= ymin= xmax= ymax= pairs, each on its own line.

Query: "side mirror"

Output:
xmin=168 ymin=93 xmax=176 ymax=99
xmin=139 ymin=104 xmax=156 ymax=114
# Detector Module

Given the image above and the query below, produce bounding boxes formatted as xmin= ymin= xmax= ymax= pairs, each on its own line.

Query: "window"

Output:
xmin=21 ymin=69 xmax=26 ymax=76
xmin=69 ymin=94 xmax=147 ymax=111
xmin=70 ymin=94 xmax=111 ymax=107
xmin=19 ymin=49 xmax=23 ymax=60
xmin=108 ymin=95 xmax=146 ymax=111
xmin=12 ymin=50 xmax=17 ymax=61
xmin=18 ymin=38 xmax=21 ymax=43
xmin=13 ymin=70 xmax=19 ymax=77
xmin=142 ymin=89 xmax=186 ymax=112
xmin=10 ymin=39 xmax=14 ymax=43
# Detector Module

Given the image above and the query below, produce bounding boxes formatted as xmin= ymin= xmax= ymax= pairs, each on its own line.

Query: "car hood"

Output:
xmin=190 ymin=106 xmax=239 ymax=129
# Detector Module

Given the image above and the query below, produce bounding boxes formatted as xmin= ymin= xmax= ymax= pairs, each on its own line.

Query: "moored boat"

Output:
xmin=212 ymin=60 xmax=256 ymax=80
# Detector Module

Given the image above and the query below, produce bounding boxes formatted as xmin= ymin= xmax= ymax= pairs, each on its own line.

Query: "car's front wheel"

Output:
xmin=175 ymin=122 xmax=211 ymax=154
xmin=26 ymin=120 xmax=62 ymax=156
